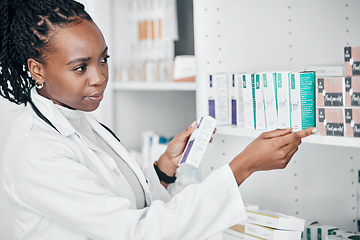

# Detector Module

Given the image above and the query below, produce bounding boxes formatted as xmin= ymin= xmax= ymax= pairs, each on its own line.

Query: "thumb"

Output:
xmin=263 ymin=127 xmax=293 ymax=139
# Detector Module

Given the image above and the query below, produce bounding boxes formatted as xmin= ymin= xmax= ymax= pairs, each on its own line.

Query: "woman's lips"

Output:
xmin=86 ymin=93 xmax=104 ymax=102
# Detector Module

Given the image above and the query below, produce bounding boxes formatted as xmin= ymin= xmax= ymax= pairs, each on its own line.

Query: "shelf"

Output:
xmin=216 ymin=125 xmax=360 ymax=149
xmin=113 ymin=81 xmax=196 ymax=91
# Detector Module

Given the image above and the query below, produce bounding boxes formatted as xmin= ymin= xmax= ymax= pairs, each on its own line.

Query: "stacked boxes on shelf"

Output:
xmin=317 ymin=46 xmax=360 ymax=137
xmin=223 ymin=209 xmax=305 ymax=240
xmin=304 ymin=221 xmax=360 ymax=240
xmin=207 ymin=71 xmax=316 ymax=131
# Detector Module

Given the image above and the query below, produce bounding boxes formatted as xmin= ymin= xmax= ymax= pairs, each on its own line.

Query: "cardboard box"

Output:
xmin=345 ymin=108 xmax=360 ymax=137
xmin=307 ymin=65 xmax=344 ymax=77
xmin=178 ymin=116 xmax=216 ymax=170
xmin=317 ymin=225 xmax=338 ymax=240
xmin=246 ymin=210 xmax=305 ymax=231
xmin=289 ymin=71 xmax=316 ymax=131
xmin=317 ymin=77 xmax=345 ymax=107
xmin=345 ymin=76 xmax=360 ymax=106
xmin=262 ymin=72 xmax=278 ymax=130
xmin=344 ymin=46 xmax=360 ymax=77
xmin=208 ymin=73 xmax=230 ymax=125
xmin=276 ymin=72 xmax=291 ymax=129
xmin=242 ymin=74 xmax=256 ymax=129
xmin=230 ymin=74 xmax=245 ymax=127
xmin=318 ymin=108 xmax=345 ymax=136
xmin=255 ymin=74 xmax=266 ymax=130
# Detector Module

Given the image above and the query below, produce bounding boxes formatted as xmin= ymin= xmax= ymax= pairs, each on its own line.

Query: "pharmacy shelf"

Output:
xmin=113 ymin=81 xmax=196 ymax=91
xmin=216 ymin=125 xmax=360 ymax=149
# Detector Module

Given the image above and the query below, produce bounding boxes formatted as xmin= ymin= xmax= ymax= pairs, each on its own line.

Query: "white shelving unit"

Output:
xmin=194 ymin=0 xmax=360 ymax=231
xmin=113 ymin=81 xmax=196 ymax=91
xmin=217 ymin=126 xmax=360 ymax=148
xmin=110 ymin=0 xmax=197 ymax=151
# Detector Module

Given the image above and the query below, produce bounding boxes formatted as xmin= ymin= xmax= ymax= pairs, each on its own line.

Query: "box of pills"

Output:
xmin=242 ymin=74 xmax=256 ymax=129
xmin=345 ymin=76 xmax=360 ymax=106
xmin=254 ymin=74 xmax=266 ymax=130
xmin=317 ymin=225 xmax=338 ymax=240
xmin=345 ymin=108 xmax=360 ymax=137
xmin=276 ymin=72 xmax=291 ymax=129
xmin=318 ymin=108 xmax=345 ymax=136
xmin=262 ymin=72 xmax=278 ymax=130
xmin=307 ymin=65 xmax=344 ymax=77
xmin=345 ymin=46 xmax=360 ymax=77
xmin=208 ymin=73 xmax=230 ymax=125
xmin=229 ymin=74 xmax=245 ymax=127
xmin=289 ymin=71 xmax=316 ymax=131
xmin=317 ymin=77 xmax=345 ymax=107
xmin=178 ymin=116 xmax=216 ymax=170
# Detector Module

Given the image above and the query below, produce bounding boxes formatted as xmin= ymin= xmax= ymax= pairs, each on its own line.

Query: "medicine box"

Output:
xmin=317 ymin=77 xmax=345 ymax=107
xmin=262 ymin=72 xmax=278 ymax=130
xmin=178 ymin=116 xmax=216 ymax=170
xmin=345 ymin=76 xmax=360 ymax=106
xmin=289 ymin=71 xmax=316 ymax=131
xmin=345 ymin=108 xmax=360 ymax=137
xmin=229 ymin=74 xmax=245 ymax=127
xmin=318 ymin=107 xmax=345 ymax=136
xmin=344 ymin=46 xmax=360 ymax=77
xmin=208 ymin=73 xmax=230 ymax=125
xmin=242 ymin=74 xmax=256 ymax=129
xmin=276 ymin=72 xmax=291 ymax=129
xmin=317 ymin=225 xmax=338 ymax=240
xmin=255 ymin=74 xmax=266 ymax=130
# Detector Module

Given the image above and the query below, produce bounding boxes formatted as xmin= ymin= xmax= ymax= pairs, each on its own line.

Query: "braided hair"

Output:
xmin=0 ymin=0 xmax=92 ymax=105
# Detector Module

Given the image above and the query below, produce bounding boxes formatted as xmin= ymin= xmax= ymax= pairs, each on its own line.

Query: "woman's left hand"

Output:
xmin=156 ymin=120 xmax=198 ymax=187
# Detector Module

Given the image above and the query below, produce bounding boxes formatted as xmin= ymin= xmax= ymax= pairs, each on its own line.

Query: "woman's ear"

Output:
xmin=27 ymin=58 xmax=45 ymax=84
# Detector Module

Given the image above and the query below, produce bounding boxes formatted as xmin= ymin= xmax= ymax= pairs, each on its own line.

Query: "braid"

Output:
xmin=0 ymin=0 xmax=92 ymax=105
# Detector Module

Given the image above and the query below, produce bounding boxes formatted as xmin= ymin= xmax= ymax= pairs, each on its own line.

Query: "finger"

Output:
xmin=275 ymin=132 xmax=301 ymax=147
xmin=295 ymin=127 xmax=318 ymax=139
xmin=263 ymin=128 xmax=293 ymax=139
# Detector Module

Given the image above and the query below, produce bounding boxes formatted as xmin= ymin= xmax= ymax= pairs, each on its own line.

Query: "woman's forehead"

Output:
xmin=48 ymin=20 xmax=106 ymax=61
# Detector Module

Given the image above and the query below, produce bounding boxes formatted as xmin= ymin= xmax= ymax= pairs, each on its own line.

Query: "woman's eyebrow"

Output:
xmin=66 ymin=47 xmax=108 ymax=65
xmin=67 ymin=57 xmax=91 ymax=65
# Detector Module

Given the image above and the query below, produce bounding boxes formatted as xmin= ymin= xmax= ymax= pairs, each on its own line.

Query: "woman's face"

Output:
xmin=35 ymin=20 xmax=109 ymax=112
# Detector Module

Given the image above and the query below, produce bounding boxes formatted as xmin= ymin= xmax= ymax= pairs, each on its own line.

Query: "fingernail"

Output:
xmin=312 ymin=128 xmax=318 ymax=134
xmin=189 ymin=120 xmax=196 ymax=128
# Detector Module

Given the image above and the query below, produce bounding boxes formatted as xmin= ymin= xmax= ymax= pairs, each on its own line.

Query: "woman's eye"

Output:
xmin=100 ymin=55 xmax=110 ymax=64
xmin=74 ymin=64 xmax=87 ymax=72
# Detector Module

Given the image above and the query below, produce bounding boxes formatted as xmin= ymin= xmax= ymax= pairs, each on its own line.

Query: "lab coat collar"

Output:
xmin=30 ymin=88 xmax=78 ymax=137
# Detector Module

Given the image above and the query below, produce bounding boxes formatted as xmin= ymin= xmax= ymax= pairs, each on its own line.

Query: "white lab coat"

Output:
xmin=2 ymin=88 xmax=246 ymax=240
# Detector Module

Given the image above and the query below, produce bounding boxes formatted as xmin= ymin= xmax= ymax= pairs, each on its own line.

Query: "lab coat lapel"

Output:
xmin=85 ymin=116 xmax=152 ymax=205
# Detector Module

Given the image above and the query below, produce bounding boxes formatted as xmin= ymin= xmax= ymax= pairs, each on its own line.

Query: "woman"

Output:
xmin=0 ymin=0 xmax=316 ymax=239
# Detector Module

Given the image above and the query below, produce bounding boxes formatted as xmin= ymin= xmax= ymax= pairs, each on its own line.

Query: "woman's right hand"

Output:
xmin=229 ymin=127 xmax=317 ymax=186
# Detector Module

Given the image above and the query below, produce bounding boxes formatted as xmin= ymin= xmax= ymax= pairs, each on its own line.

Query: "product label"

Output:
xmin=345 ymin=46 xmax=351 ymax=62
xmin=291 ymin=74 xmax=295 ymax=89
xmin=318 ymin=108 xmax=325 ymax=122
xmin=255 ymin=74 xmax=260 ymax=89
xmin=352 ymin=93 xmax=360 ymax=106
xmin=354 ymin=125 xmax=360 ymax=137
xmin=277 ymin=73 xmax=282 ymax=88
xmin=318 ymin=78 xmax=324 ymax=93
xmin=324 ymin=93 xmax=343 ymax=106
xmin=209 ymin=75 xmax=213 ymax=87
xmin=345 ymin=109 xmax=353 ymax=123
xmin=326 ymin=123 xmax=344 ymax=136
xmin=353 ymin=62 xmax=360 ymax=75
xmin=263 ymin=73 xmax=268 ymax=87
xmin=345 ymin=77 xmax=352 ymax=92
xmin=232 ymin=99 xmax=237 ymax=125
xmin=243 ymin=75 xmax=247 ymax=88
xmin=232 ymin=74 xmax=235 ymax=87
xmin=209 ymin=99 xmax=215 ymax=118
